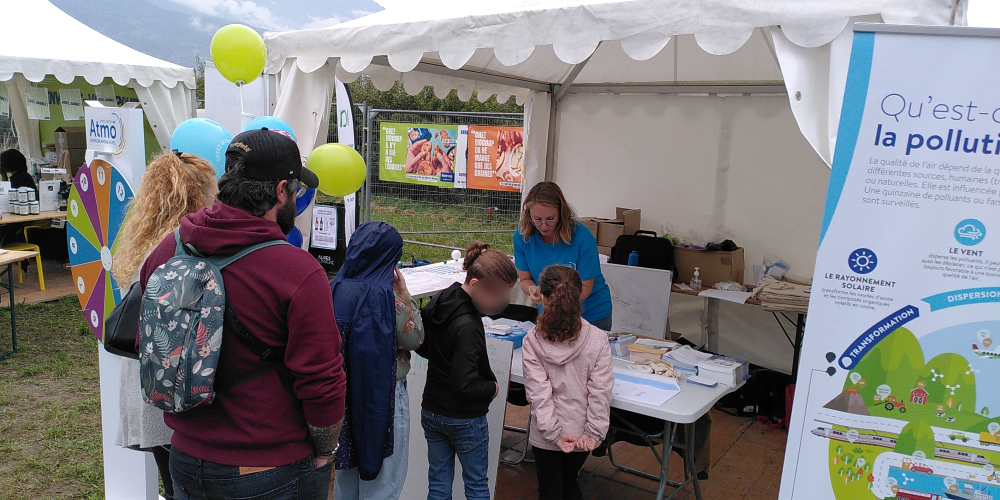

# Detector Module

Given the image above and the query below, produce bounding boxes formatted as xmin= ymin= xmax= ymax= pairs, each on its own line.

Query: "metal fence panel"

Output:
xmin=335 ymin=108 xmax=524 ymax=262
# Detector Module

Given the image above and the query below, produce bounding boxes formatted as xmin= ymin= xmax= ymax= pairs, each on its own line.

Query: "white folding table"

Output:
xmin=509 ymin=349 xmax=740 ymax=500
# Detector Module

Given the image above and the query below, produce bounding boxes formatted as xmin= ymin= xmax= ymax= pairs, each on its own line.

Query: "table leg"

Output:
xmin=687 ymin=420 xmax=702 ymax=500
xmin=660 ymin=420 xmax=703 ymax=500
xmin=790 ymin=313 xmax=806 ymax=380
xmin=655 ymin=420 xmax=675 ymax=500
xmin=706 ymin=298 xmax=720 ymax=353
xmin=0 ymin=263 xmax=15 ymax=361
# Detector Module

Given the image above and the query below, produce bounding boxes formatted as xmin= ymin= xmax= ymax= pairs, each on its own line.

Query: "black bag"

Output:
xmin=610 ymin=230 xmax=680 ymax=281
xmin=716 ymin=367 xmax=791 ymax=420
xmin=103 ymin=281 xmax=142 ymax=359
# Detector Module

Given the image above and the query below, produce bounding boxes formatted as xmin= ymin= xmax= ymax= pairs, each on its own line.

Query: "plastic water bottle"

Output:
xmin=690 ymin=267 xmax=702 ymax=290
xmin=628 ymin=249 xmax=640 ymax=266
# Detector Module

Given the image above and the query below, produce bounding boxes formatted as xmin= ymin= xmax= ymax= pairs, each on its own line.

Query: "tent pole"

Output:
xmin=544 ymin=87 xmax=558 ymax=182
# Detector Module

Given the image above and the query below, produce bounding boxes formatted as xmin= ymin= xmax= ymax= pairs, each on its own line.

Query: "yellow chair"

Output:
xmin=4 ymin=242 xmax=45 ymax=291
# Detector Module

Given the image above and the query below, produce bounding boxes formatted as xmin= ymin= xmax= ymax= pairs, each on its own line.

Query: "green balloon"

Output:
xmin=307 ymin=143 xmax=367 ymax=197
xmin=210 ymin=24 xmax=266 ymax=86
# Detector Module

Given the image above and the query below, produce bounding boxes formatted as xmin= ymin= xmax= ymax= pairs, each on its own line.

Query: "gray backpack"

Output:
xmin=138 ymin=228 xmax=289 ymax=413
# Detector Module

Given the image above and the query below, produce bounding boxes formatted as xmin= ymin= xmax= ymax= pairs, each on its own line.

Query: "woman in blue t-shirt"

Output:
xmin=513 ymin=182 xmax=613 ymax=331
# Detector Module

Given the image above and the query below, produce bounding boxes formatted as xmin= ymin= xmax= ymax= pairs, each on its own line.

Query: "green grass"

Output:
xmin=0 ymin=297 xmax=104 ymax=500
xmin=316 ymin=193 xmax=520 ymax=263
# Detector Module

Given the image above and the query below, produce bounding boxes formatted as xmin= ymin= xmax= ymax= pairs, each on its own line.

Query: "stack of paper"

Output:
xmin=608 ymin=334 xmax=636 ymax=358
xmin=627 ymin=338 xmax=679 ymax=363
xmin=660 ymin=345 xmax=708 ymax=377
xmin=697 ymin=355 xmax=750 ymax=388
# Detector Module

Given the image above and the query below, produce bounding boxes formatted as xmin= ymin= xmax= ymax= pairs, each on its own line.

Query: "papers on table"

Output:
xmin=401 ymin=262 xmax=466 ymax=298
xmin=612 ymin=368 xmax=681 ymax=406
xmin=697 ymin=288 xmax=753 ymax=304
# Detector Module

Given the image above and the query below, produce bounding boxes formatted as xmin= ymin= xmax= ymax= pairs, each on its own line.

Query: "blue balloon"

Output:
xmin=244 ymin=116 xmax=297 ymax=142
xmin=170 ymin=118 xmax=232 ymax=179
xmin=296 ymin=186 xmax=315 ymax=216
xmin=287 ymin=226 xmax=303 ymax=248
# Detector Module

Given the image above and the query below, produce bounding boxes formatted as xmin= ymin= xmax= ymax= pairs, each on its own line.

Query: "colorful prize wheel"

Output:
xmin=67 ymin=158 xmax=134 ymax=341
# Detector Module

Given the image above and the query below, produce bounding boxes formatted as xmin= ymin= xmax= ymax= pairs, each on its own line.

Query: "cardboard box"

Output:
xmin=616 ymin=207 xmax=641 ymax=236
xmin=595 ymin=219 xmax=624 ymax=247
xmin=54 ymin=127 xmax=87 ymax=149
xmin=597 ymin=245 xmax=612 ymax=256
xmin=674 ymin=247 xmax=746 ymax=287
xmin=576 ymin=217 xmax=600 ymax=237
xmin=57 ymin=148 xmax=87 ymax=177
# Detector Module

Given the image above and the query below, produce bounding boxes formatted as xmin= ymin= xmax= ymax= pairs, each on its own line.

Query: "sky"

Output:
xmin=155 ymin=0 xmax=386 ymax=31
xmin=157 ymin=0 xmax=1000 ymax=33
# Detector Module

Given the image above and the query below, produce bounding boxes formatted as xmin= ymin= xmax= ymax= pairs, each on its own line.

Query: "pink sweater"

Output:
xmin=522 ymin=320 xmax=614 ymax=451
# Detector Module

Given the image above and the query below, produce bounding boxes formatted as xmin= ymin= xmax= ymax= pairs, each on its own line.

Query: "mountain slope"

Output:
xmin=50 ymin=0 xmax=251 ymax=67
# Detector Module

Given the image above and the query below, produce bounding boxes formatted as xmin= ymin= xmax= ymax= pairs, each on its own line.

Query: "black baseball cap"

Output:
xmin=226 ymin=128 xmax=319 ymax=188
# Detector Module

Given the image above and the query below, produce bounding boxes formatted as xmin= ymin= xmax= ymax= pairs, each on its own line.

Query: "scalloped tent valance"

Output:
xmin=265 ymin=0 xmax=962 ymax=93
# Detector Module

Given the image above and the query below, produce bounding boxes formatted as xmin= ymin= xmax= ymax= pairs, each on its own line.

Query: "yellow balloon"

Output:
xmin=211 ymin=24 xmax=266 ymax=86
xmin=307 ymin=143 xmax=367 ymax=197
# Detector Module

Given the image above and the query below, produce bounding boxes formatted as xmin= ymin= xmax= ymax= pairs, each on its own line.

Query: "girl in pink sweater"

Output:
xmin=522 ymin=265 xmax=614 ymax=500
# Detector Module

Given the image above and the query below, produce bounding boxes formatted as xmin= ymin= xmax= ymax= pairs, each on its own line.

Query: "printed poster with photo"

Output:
xmin=380 ymin=122 xmax=458 ymax=187
xmin=467 ymin=125 xmax=524 ymax=192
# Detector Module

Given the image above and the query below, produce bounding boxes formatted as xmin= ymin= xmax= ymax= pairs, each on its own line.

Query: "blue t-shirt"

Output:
xmin=513 ymin=223 xmax=613 ymax=323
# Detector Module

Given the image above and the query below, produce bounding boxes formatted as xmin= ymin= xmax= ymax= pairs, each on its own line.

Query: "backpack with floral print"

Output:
xmin=139 ymin=228 xmax=290 ymax=413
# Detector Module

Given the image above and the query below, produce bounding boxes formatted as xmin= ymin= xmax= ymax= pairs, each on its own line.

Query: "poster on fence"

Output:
xmin=779 ymin=25 xmax=1000 ymax=500
xmin=467 ymin=125 xmax=524 ymax=192
xmin=380 ymin=122 xmax=458 ymax=187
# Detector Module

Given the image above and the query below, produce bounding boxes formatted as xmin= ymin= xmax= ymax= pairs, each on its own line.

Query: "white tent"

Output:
xmin=264 ymin=0 xmax=966 ymax=372
xmin=0 ymin=0 xmax=197 ymax=159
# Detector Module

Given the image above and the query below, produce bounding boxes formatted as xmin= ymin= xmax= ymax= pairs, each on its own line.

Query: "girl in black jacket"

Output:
xmin=416 ymin=241 xmax=517 ymax=500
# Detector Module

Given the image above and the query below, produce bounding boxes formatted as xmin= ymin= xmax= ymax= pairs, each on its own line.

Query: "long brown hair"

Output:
xmin=518 ymin=181 xmax=575 ymax=245
xmin=463 ymin=241 xmax=517 ymax=285
xmin=112 ymin=153 xmax=217 ymax=284
xmin=536 ymin=265 xmax=583 ymax=343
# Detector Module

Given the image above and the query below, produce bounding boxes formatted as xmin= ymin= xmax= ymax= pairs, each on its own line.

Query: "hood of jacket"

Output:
xmin=533 ymin=321 xmax=595 ymax=366
xmin=179 ymin=203 xmax=288 ymax=255
xmin=424 ymin=282 xmax=479 ymax=328
xmin=335 ymin=221 xmax=403 ymax=287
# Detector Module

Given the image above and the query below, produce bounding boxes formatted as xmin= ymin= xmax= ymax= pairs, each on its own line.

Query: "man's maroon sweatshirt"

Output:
xmin=140 ymin=203 xmax=346 ymax=467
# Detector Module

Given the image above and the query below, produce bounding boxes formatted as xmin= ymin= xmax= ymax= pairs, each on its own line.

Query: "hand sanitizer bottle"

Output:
xmin=690 ymin=267 xmax=702 ymax=290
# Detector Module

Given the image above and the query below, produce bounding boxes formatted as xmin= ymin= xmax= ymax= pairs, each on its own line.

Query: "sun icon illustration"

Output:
xmin=848 ymin=248 xmax=878 ymax=274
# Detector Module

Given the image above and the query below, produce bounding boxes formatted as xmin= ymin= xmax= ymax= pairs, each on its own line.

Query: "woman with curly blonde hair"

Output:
xmin=112 ymin=152 xmax=217 ymax=500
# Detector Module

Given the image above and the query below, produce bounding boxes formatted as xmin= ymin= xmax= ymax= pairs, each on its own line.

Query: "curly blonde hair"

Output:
xmin=111 ymin=153 xmax=217 ymax=285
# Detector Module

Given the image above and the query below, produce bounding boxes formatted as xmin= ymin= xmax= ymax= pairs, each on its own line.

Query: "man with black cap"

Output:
xmin=139 ymin=129 xmax=346 ymax=499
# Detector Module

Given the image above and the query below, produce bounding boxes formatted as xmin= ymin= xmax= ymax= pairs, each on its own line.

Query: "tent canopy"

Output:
xmin=0 ymin=0 xmax=197 ymax=158
xmin=266 ymin=0 xmax=961 ymax=96
xmin=264 ymin=0 xmax=965 ymax=372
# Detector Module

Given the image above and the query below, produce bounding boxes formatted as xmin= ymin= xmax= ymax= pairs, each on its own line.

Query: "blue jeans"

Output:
xmin=420 ymin=409 xmax=490 ymax=500
xmin=590 ymin=313 xmax=613 ymax=332
xmin=334 ymin=379 xmax=410 ymax=500
xmin=170 ymin=448 xmax=332 ymax=500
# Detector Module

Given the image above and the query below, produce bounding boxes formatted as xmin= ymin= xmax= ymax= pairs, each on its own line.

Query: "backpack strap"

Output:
xmin=174 ymin=229 xmax=295 ymax=389
xmin=213 ymin=239 xmax=292 ymax=270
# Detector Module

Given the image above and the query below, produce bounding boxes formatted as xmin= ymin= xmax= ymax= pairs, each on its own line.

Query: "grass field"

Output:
xmin=316 ymin=193 xmax=520 ymax=263
xmin=0 ymin=297 xmax=104 ymax=500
